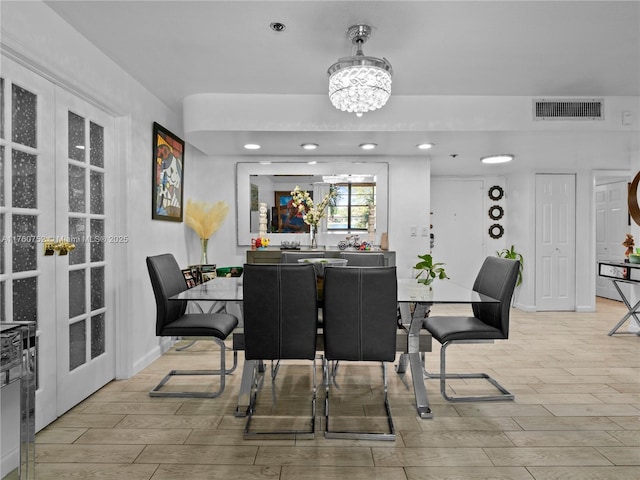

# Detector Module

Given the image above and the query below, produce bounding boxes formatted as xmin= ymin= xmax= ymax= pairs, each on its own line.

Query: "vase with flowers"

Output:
xmin=291 ymin=185 xmax=337 ymax=249
xmin=185 ymin=199 xmax=230 ymax=264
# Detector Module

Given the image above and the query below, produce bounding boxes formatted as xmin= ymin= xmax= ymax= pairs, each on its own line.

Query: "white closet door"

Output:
xmin=535 ymin=174 xmax=576 ymax=311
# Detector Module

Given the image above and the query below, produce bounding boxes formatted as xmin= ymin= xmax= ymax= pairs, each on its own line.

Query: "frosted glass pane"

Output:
xmin=0 ymin=78 xmax=4 ymax=139
xmin=13 ymin=276 xmax=37 ymax=324
xmin=0 ymin=281 xmax=5 ymax=322
xmin=90 ymin=170 xmax=103 ymax=214
xmin=68 ymin=111 xmax=85 ymax=162
xmin=12 ymin=84 xmax=37 ymax=148
xmin=69 ymin=217 xmax=86 ymax=266
xmin=90 ymin=219 xmax=104 ymax=262
xmin=91 ymin=313 xmax=105 ymax=358
xmin=90 ymin=122 xmax=104 ymax=168
xmin=12 ymin=214 xmax=36 ymax=272
xmin=68 ymin=164 xmax=86 ymax=213
xmin=0 ymin=213 xmax=4 ymax=275
xmin=91 ymin=266 xmax=104 ymax=311
xmin=69 ymin=320 xmax=86 ymax=371
xmin=0 ymin=146 xmax=4 ymax=206
xmin=12 ymin=150 xmax=37 ymax=209
xmin=69 ymin=269 xmax=86 ymax=318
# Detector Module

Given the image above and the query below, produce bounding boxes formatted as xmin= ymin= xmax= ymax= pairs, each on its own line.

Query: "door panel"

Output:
xmin=54 ymin=88 xmax=114 ymax=416
xmin=0 ymin=55 xmax=57 ymax=429
xmin=535 ymin=174 xmax=576 ymax=311
xmin=595 ymin=181 xmax=629 ymax=300
xmin=431 ymin=178 xmax=485 ymax=289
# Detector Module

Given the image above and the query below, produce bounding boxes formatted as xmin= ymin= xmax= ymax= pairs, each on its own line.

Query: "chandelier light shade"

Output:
xmin=328 ymin=24 xmax=393 ymax=117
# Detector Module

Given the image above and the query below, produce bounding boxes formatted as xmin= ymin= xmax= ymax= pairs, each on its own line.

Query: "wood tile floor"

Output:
xmin=35 ymin=298 xmax=639 ymax=479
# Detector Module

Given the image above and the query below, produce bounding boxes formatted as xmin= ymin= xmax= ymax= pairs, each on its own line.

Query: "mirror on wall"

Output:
xmin=236 ymin=162 xmax=389 ymax=246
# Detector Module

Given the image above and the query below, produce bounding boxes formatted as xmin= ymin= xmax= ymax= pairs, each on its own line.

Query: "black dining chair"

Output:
xmin=423 ymin=256 xmax=520 ymax=402
xmin=242 ymin=263 xmax=319 ymax=438
xmin=338 ymin=252 xmax=385 ymax=266
xmin=146 ymin=254 xmax=238 ymax=398
xmin=322 ymin=266 xmax=398 ymax=440
xmin=280 ymin=251 xmax=325 ymax=263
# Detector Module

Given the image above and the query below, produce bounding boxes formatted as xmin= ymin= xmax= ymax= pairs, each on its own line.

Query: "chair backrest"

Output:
xmin=339 ymin=252 xmax=385 ymax=266
xmin=242 ymin=263 xmax=318 ymax=360
xmin=471 ymin=256 xmax=520 ymax=338
xmin=281 ymin=251 xmax=325 ymax=263
xmin=323 ymin=266 xmax=398 ymax=362
xmin=146 ymin=254 xmax=188 ymax=336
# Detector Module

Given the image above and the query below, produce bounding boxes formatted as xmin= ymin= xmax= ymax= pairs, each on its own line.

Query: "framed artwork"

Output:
xmin=250 ymin=183 xmax=259 ymax=211
xmin=152 ymin=122 xmax=185 ymax=222
xmin=275 ymin=191 xmax=310 ymax=233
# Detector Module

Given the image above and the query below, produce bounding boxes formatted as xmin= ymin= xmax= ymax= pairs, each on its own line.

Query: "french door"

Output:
xmin=0 ymin=55 xmax=115 ymax=429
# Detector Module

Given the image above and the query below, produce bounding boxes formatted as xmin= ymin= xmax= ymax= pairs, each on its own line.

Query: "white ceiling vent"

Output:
xmin=533 ymin=98 xmax=604 ymax=120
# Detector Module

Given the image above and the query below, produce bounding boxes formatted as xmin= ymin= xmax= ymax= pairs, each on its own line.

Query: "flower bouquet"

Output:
xmin=184 ymin=199 xmax=230 ymax=264
xmin=290 ymin=185 xmax=337 ymax=248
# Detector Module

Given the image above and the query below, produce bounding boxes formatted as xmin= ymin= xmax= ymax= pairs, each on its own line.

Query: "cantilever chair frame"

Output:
xmin=149 ymin=336 xmax=238 ymax=399
xmin=424 ymin=339 xmax=514 ymax=402
xmin=242 ymin=263 xmax=319 ymax=439
xmin=423 ymin=256 xmax=520 ymax=403
xmin=146 ymin=254 xmax=238 ymax=399
xmin=322 ymin=266 xmax=398 ymax=441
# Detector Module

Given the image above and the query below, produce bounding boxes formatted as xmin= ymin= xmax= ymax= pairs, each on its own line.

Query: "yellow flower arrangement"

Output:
xmin=185 ymin=199 xmax=229 ymax=239
xmin=185 ymin=199 xmax=230 ymax=264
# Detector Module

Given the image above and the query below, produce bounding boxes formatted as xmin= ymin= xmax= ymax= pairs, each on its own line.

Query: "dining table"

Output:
xmin=170 ymin=275 xmax=499 ymax=419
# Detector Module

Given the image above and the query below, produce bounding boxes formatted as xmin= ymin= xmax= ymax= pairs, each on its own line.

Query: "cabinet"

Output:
xmin=246 ymin=248 xmax=396 ymax=266
xmin=1 ymin=322 xmax=35 ymax=480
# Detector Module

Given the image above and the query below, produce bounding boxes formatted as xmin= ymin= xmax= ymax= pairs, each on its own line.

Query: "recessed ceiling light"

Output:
xmin=259 ymin=161 xmax=271 ymax=165
xmin=307 ymin=160 xmax=317 ymax=165
xmin=244 ymin=143 xmax=261 ymax=150
xmin=481 ymin=154 xmax=514 ymax=164
xmin=359 ymin=143 xmax=377 ymax=150
xmin=417 ymin=143 xmax=434 ymax=150
xmin=301 ymin=143 xmax=319 ymax=150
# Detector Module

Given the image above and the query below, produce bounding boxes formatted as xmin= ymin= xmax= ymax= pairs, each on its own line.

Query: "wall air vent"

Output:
xmin=534 ymin=98 xmax=604 ymax=120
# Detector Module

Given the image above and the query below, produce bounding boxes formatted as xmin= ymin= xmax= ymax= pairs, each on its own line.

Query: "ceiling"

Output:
xmin=44 ymin=0 xmax=640 ymax=175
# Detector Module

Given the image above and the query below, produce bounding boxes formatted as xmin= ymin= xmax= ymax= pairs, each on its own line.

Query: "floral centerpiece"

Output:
xmin=290 ymin=185 xmax=337 ymax=248
xmin=184 ymin=199 xmax=230 ymax=264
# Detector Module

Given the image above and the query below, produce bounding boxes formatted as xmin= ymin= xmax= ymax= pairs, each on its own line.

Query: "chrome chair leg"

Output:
xmin=324 ymin=362 xmax=395 ymax=441
xmin=149 ymin=339 xmax=238 ymax=398
xmin=424 ymin=340 xmax=514 ymax=402
xmin=244 ymin=359 xmax=317 ymax=439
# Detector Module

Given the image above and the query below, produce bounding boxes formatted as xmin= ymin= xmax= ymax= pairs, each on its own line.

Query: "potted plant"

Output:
xmin=414 ymin=253 xmax=449 ymax=286
xmin=496 ymin=245 xmax=524 ymax=287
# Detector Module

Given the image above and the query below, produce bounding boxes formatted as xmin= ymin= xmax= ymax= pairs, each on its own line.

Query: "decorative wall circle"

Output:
xmin=488 ymin=205 xmax=504 ymax=220
xmin=488 ymin=224 xmax=504 ymax=239
xmin=488 ymin=185 xmax=504 ymax=201
xmin=629 ymin=171 xmax=640 ymax=226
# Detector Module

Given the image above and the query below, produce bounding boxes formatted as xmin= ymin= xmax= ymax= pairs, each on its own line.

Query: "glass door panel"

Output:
xmin=54 ymin=88 xmax=114 ymax=415
xmin=0 ymin=55 xmax=57 ymax=429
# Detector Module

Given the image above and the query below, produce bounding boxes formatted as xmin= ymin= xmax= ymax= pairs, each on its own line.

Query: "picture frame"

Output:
xmin=181 ymin=268 xmax=197 ymax=289
xmin=152 ymin=122 xmax=185 ymax=222
xmin=275 ymin=191 xmax=311 ymax=233
xmin=186 ymin=264 xmax=217 ymax=285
